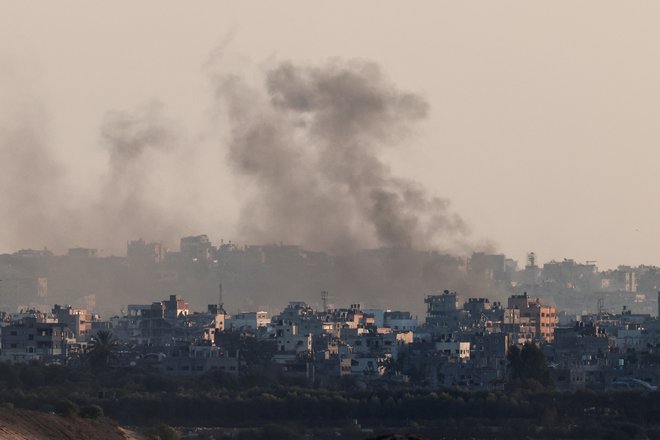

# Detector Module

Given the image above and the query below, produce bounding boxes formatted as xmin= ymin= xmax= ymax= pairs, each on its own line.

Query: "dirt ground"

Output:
xmin=0 ymin=407 xmax=145 ymax=440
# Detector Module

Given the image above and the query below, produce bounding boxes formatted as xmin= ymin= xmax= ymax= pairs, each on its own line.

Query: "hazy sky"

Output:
xmin=1 ymin=1 xmax=659 ymax=269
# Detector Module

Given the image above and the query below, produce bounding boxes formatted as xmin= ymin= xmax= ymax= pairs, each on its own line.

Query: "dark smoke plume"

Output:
xmin=1 ymin=56 xmax=473 ymax=260
xmin=0 ymin=107 xmax=67 ymax=250
xmin=214 ymin=59 xmax=469 ymax=254
xmin=95 ymin=101 xmax=189 ymax=245
xmin=0 ymin=95 xmax=197 ymax=253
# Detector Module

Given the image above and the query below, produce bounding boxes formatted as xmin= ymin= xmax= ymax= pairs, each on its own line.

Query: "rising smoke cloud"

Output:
xmin=1 ymin=55 xmax=472 ymax=257
xmin=0 ymin=103 xmax=66 ymax=250
xmin=0 ymin=91 xmax=200 ymax=253
xmin=0 ymin=58 xmax=72 ymax=251
xmin=213 ymin=59 xmax=470 ymax=254
xmin=95 ymin=101 xmax=191 ymax=247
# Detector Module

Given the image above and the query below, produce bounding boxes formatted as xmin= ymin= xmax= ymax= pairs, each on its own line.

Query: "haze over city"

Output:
xmin=2 ymin=2 xmax=660 ymax=269
xmin=5 ymin=4 xmax=660 ymax=440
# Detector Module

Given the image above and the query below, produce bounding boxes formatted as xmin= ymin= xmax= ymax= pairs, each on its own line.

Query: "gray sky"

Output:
xmin=1 ymin=1 xmax=659 ymax=269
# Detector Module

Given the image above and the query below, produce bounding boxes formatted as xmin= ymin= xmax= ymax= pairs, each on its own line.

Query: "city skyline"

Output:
xmin=3 ymin=3 xmax=660 ymax=439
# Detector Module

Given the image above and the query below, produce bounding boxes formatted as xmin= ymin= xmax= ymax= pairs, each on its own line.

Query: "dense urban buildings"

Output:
xmin=2 ymin=238 xmax=659 ymax=319
xmin=2 ymin=238 xmax=660 ymax=392
xmin=2 ymin=238 xmax=660 ymax=440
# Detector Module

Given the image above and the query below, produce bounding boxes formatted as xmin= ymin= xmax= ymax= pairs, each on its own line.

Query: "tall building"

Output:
xmin=127 ymin=239 xmax=165 ymax=266
xmin=468 ymin=252 xmax=507 ymax=281
xmin=0 ymin=317 xmax=68 ymax=363
xmin=163 ymin=295 xmax=190 ymax=321
xmin=52 ymin=304 xmax=92 ymax=341
xmin=180 ymin=235 xmax=213 ymax=262
xmin=506 ymin=292 xmax=558 ymax=343
xmin=425 ymin=290 xmax=461 ymax=329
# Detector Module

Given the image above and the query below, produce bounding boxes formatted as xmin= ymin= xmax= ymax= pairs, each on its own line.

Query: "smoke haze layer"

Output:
xmin=1 ymin=56 xmax=472 ymax=257
xmin=214 ymin=59 xmax=470 ymax=254
xmin=0 ymin=103 xmax=64 ymax=249
xmin=0 ymin=96 xmax=205 ymax=253
xmin=96 ymin=101 xmax=188 ymax=247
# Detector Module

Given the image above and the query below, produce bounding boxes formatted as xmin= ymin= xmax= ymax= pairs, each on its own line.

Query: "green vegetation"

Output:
xmin=146 ymin=424 xmax=181 ymax=440
xmin=54 ymin=399 xmax=79 ymax=417
xmin=79 ymin=404 xmax=104 ymax=419
xmin=86 ymin=330 xmax=120 ymax=372
xmin=507 ymin=342 xmax=554 ymax=389
xmin=0 ymin=361 xmax=659 ymax=439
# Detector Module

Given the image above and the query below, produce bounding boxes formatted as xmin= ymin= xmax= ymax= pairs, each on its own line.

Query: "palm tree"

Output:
xmin=87 ymin=330 xmax=119 ymax=372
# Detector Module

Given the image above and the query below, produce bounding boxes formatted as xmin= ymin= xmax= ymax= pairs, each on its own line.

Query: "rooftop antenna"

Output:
xmin=321 ymin=290 xmax=328 ymax=312
xmin=597 ymin=297 xmax=604 ymax=319
xmin=218 ymin=283 xmax=224 ymax=308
